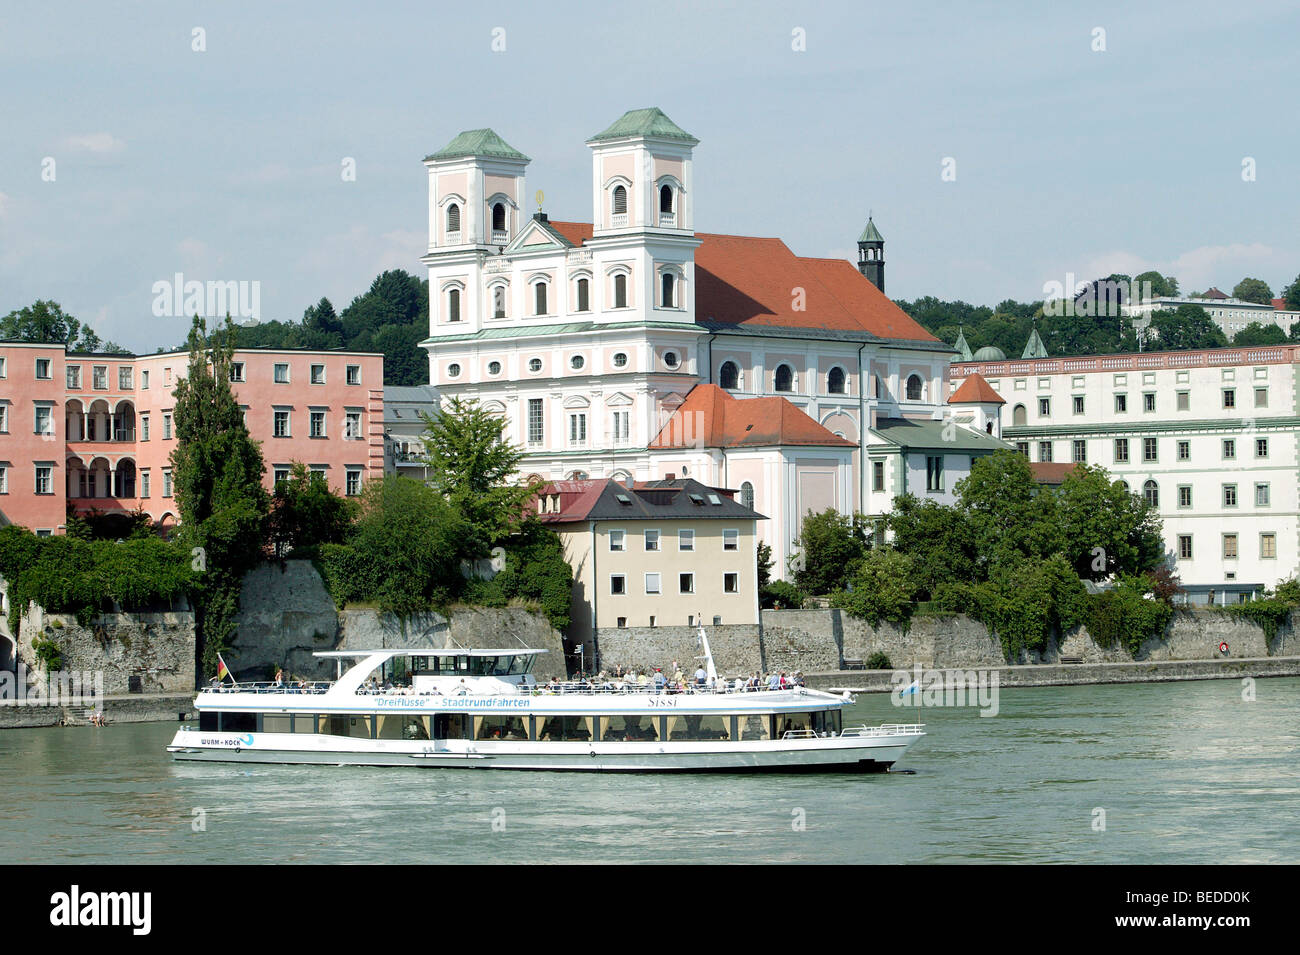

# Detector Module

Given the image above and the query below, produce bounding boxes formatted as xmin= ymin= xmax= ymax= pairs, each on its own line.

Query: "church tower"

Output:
xmin=586 ymin=107 xmax=698 ymax=235
xmin=857 ymin=216 xmax=885 ymax=292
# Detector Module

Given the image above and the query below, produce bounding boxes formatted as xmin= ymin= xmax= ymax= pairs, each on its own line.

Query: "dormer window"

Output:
xmin=612 ymin=185 xmax=628 ymax=216
xmin=446 ymin=203 xmax=460 ymax=234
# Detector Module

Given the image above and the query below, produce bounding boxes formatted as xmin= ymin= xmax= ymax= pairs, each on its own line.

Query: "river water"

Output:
xmin=1 ymin=677 xmax=1296 ymax=864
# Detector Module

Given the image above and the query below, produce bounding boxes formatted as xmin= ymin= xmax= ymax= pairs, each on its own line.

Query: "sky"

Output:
xmin=1 ymin=1 xmax=1297 ymax=352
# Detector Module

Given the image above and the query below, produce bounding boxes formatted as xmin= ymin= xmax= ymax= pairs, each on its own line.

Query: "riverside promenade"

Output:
xmin=0 ymin=692 xmax=194 ymax=729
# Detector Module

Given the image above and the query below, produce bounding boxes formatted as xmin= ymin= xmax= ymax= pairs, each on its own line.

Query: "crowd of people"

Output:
xmin=543 ymin=663 xmax=806 ymax=695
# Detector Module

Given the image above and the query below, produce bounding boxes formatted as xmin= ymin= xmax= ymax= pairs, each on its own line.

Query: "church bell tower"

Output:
xmin=857 ymin=216 xmax=885 ymax=293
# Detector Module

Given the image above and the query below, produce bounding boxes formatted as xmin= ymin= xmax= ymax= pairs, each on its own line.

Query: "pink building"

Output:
xmin=0 ymin=343 xmax=385 ymax=535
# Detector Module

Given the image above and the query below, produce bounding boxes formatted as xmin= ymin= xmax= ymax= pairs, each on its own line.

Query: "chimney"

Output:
xmin=665 ymin=472 xmax=676 ymax=482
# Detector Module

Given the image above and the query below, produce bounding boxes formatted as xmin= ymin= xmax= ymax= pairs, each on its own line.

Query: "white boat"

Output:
xmin=167 ymin=632 xmax=924 ymax=773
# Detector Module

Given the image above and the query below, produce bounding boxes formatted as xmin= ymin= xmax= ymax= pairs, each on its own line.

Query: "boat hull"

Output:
xmin=166 ymin=729 xmax=923 ymax=773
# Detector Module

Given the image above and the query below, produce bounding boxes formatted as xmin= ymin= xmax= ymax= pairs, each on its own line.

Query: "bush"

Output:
xmin=865 ymin=651 xmax=892 ymax=670
xmin=761 ymin=580 xmax=805 ymax=610
xmin=1224 ymin=598 xmax=1293 ymax=642
xmin=832 ymin=549 xmax=919 ymax=627
xmin=1084 ymin=575 xmax=1173 ymax=656
xmin=490 ymin=522 xmax=573 ymax=631
xmin=31 ymin=637 xmax=62 ymax=672
xmin=791 ymin=509 xmax=872 ymax=595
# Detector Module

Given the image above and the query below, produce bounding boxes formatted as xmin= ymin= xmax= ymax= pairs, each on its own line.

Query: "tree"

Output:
xmin=1055 ymin=465 xmax=1164 ymax=579
xmin=490 ymin=521 xmax=575 ymax=631
xmin=791 ymin=509 xmax=872 ymax=595
xmin=1282 ymin=274 xmax=1300 ymax=311
xmin=1148 ymin=305 xmax=1228 ymax=350
xmin=171 ymin=316 xmax=271 ymax=679
xmin=303 ymin=297 xmax=342 ymax=336
xmin=1133 ymin=271 xmax=1179 ymax=299
xmin=833 ymin=549 xmax=919 ymax=626
xmin=955 ymin=450 xmax=1063 ymax=576
xmin=0 ymin=300 xmax=124 ymax=351
xmin=1233 ymin=322 xmax=1287 ymax=346
xmin=756 ymin=541 xmax=774 ymax=590
xmin=420 ymin=397 xmax=539 ymax=556
xmin=887 ymin=493 xmax=977 ymax=597
xmin=268 ymin=463 xmax=358 ymax=556
xmin=1232 ymin=277 xmax=1273 ymax=305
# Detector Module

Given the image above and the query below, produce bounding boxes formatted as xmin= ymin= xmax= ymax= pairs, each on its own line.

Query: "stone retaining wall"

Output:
xmin=594 ymin=625 xmax=763 ymax=676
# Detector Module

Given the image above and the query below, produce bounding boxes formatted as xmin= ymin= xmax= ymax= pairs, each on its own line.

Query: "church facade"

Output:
xmin=419 ymin=108 xmax=1007 ymax=576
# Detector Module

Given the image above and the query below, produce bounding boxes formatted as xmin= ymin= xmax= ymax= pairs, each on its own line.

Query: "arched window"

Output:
xmin=492 ymin=285 xmax=507 ymax=319
xmin=774 ymin=364 xmax=794 ymax=392
xmin=534 ymin=282 xmax=548 ymax=316
xmin=612 ymin=185 xmax=627 ymax=216
xmin=1117 ymin=480 xmax=1130 ymax=494
xmin=660 ymin=184 xmax=673 ymax=213
xmin=906 ymin=374 xmax=923 ymax=401
xmin=740 ymin=482 xmax=755 ymax=510
xmin=661 ymin=272 xmax=675 ymax=308
xmin=1143 ymin=480 xmax=1159 ymax=507
xmin=576 ymin=277 xmax=590 ymax=312
xmin=719 ymin=361 xmax=740 ymax=390
xmin=1013 ymin=403 xmax=1027 ymax=426
xmin=446 ymin=203 xmax=460 ymax=233
xmin=447 ymin=288 xmax=460 ymax=323
xmin=827 ymin=367 xmax=846 ymax=394
xmin=614 ymin=273 xmax=628 ymax=308
xmin=492 ymin=202 xmax=506 ymax=233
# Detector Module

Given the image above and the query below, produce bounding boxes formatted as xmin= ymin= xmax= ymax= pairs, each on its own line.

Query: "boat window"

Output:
xmin=665 ymin=714 xmax=730 ymax=741
xmin=377 ymin=714 xmax=429 ymax=740
xmin=475 ymin=715 xmax=529 ymax=740
xmin=214 ymin=711 xmax=256 ymax=733
xmin=292 ymin=714 xmax=317 ymax=733
xmin=738 ymin=714 xmax=771 ymax=741
xmin=812 ymin=710 xmax=842 ymax=736
xmin=775 ymin=712 xmax=815 ymax=738
xmin=601 ymin=714 xmax=659 ymax=741
xmin=508 ymin=655 xmax=534 ymax=675
xmin=262 ymin=715 xmax=292 ymax=733
xmin=322 ymin=714 xmax=374 ymax=738
xmin=434 ymin=713 xmax=472 ymax=739
xmin=537 ymin=715 xmax=594 ymax=741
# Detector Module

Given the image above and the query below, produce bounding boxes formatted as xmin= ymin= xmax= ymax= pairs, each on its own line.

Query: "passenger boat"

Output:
xmin=167 ymin=631 xmax=924 ymax=773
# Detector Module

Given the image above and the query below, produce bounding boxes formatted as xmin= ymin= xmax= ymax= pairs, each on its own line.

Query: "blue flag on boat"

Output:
xmin=899 ymin=680 xmax=919 ymax=697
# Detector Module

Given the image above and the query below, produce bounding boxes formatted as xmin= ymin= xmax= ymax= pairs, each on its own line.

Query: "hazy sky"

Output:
xmin=2 ymin=1 xmax=1296 ymax=351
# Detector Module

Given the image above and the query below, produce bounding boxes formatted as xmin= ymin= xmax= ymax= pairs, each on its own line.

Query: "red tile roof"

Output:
xmin=948 ymin=372 xmax=1005 ymax=405
xmin=547 ymin=221 xmax=937 ymax=342
xmin=649 ymin=384 xmax=855 ymax=449
xmin=1201 ymin=287 xmax=1229 ymax=299
xmin=1029 ymin=462 xmax=1080 ymax=485
xmin=1273 ymin=298 xmax=1288 ymax=310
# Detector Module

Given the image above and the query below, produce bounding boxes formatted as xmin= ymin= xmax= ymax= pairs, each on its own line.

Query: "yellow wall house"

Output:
xmin=537 ymin=477 xmax=765 ymax=646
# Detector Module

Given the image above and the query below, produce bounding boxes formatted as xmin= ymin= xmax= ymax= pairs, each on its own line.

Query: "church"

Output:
xmin=419 ymin=108 xmax=1009 ymax=577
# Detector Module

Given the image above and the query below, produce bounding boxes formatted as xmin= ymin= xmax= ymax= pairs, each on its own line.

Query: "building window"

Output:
xmin=661 ymin=272 xmax=676 ymax=308
xmin=740 ymin=482 xmax=755 ymax=510
xmin=611 ymin=185 xmax=627 ymax=216
xmin=492 ymin=202 xmax=506 ymax=234
xmin=610 ymin=574 xmax=627 ymax=595
xmin=1114 ymin=438 xmax=1129 ymax=463
xmin=719 ymin=361 xmax=740 ymax=390
xmin=140 ymin=470 xmax=150 ymax=498
xmin=1178 ymin=535 xmax=1193 ymax=560
xmin=447 ymin=288 xmax=461 ymax=323
xmin=576 ymin=277 xmax=590 ymax=312
xmin=162 ymin=470 xmax=173 ymax=497
xmin=1256 ymin=438 xmax=1268 ymax=458
xmin=447 ymin=363 xmax=461 ymax=378
xmin=487 ymin=361 xmax=501 ymax=376
xmin=527 ymin=398 xmax=544 ymax=444
xmin=679 ymin=529 xmax=694 ymax=551
xmin=346 ymin=365 xmax=360 ymax=385
xmin=774 ymin=364 xmax=794 ymax=392
xmin=0 ymin=357 xmax=5 ymax=377
xmin=609 ymin=530 xmax=625 ymax=552
xmin=1142 ymin=437 xmax=1157 ymax=462
xmin=274 ymin=363 xmax=289 ymax=383
xmin=273 ymin=467 xmax=290 ymax=485
xmin=612 ymin=410 xmax=630 ymax=445
xmin=141 ymin=414 xmax=150 ymax=441
xmin=926 ymin=455 xmax=944 ymax=492
xmin=310 ymin=410 xmax=326 ymax=438
xmin=613 ymin=273 xmax=628 ymax=308
xmin=1072 ymin=440 xmax=1087 ymax=463
xmin=679 ymin=572 xmax=695 ymax=594
xmin=1255 ymin=387 xmax=1268 ymax=408
xmin=34 ymin=466 xmax=52 ymax=495
xmin=570 ymin=355 xmax=585 ymax=371
xmin=92 ymin=366 xmax=107 ymax=389
xmin=229 ymin=362 xmax=245 ymax=382
xmin=568 ymin=413 xmax=587 ymax=445
xmin=872 ymin=461 xmax=885 ymax=492
xmin=1223 ymin=534 xmax=1238 ymax=559
xmin=906 ymin=375 xmax=923 ymax=401
xmin=534 ymin=282 xmax=548 ymax=316
xmin=345 ymin=411 xmax=362 ymax=439
xmin=645 ymin=572 xmax=661 ymax=595
xmin=274 ymin=410 xmax=290 ymax=437
xmin=1222 ymin=389 xmax=1235 ymax=408
xmin=118 ymin=367 xmax=133 ymax=389
xmin=1177 ymin=440 xmax=1190 ymax=461
xmin=527 ymin=357 xmax=542 ymax=373
xmin=35 ymin=358 xmax=51 ymax=379
xmin=1144 ymin=393 xmax=1156 ymax=412
xmin=446 ymin=203 xmax=460 ymax=233
xmin=827 ymin=367 xmax=846 ymax=395
xmin=1038 ymin=397 xmax=1051 ymax=416
xmin=1255 ymin=484 xmax=1270 ymax=507
xmin=723 ymin=529 xmax=739 ymax=551
xmin=492 ymin=286 xmax=507 ymax=319
xmin=1176 ymin=391 xmax=1189 ymax=411
xmin=645 ymin=529 xmax=660 ymax=552
xmin=723 ymin=572 xmax=739 ymax=594
xmin=1073 ymin=395 xmax=1085 ymax=414
xmin=663 ymin=351 xmax=679 ymax=369
xmin=613 ymin=352 xmax=628 ymax=368
xmin=67 ymin=366 xmax=81 ymax=389
xmin=1039 ymin=441 xmax=1053 ymax=463
xmin=34 ymin=406 xmax=53 ymax=436
xmin=1222 ymin=439 xmax=1235 ymax=460
xmin=1261 ymin=533 xmax=1277 ymax=559
xmin=346 ymin=469 xmax=362 ymax=497
xmin=660 ymin=184 xmax=673 ymax=214
xmin=0 ymin=465 xmax=7 ymax=494
xmin=1177 ymin=485 xmax=1192 ymax=508
xmin=1114 ymin=393 xmax=1127 ymax=413
xmin=1142 ymin=480 xmax=1159 ymax=507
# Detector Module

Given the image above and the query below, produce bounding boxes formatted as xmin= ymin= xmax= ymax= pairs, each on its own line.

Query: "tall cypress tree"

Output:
xmin=170 ymin=317 xmax=270 ymax=681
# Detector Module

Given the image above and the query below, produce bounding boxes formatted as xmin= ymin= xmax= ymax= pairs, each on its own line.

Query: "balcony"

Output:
xmin=659 ymin=212 xmax=677 ymax=228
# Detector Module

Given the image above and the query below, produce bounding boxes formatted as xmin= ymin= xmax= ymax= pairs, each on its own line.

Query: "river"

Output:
xmin=1 ymin=677 xmax=1296 ymax=864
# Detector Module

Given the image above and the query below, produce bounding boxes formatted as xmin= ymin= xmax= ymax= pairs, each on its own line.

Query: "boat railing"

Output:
xmin=204 ymin=681 xmax=331 ymax=695
xmin=838 ymin=723 xmax=926 ymax=738
xmin=529 ymin=681 xmax=806 ymax=696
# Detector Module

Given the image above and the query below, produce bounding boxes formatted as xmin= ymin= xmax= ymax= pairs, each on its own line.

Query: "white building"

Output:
xmin=1125 ymin=290 xmax=1300 ymax=339
xmin=418 ymin=108 xmax=1005 ymax=577
xmin=950 ymin=343 xmax=1300 ymax=602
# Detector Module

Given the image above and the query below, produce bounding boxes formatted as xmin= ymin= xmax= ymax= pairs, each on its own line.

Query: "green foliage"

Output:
xmin=1133 ymin=271 xmax=1179 ymax=298
xmin=886 ymin=494 xmax=977 ymax=597
xmin=955 ymin=451 xmax=1064 ymax=576
xmin=1148 ymin=304 xmax=1228 ymax=351
xmin=420 ymin=397 xmax=538 ymax=555
xmin=865 ymin=651 xmax=892 ymax=670
xmin=1284 ymin=274 xmax=1300 ymax=311
xmin=1056 ymin=465 xmax=1164 ymax=580
xmin=269 ymin=463 xmax=358 ymax=556
xmin=171 ymin=317 xmax=271 ymax=677
xmin=1273 ymin=577 xmax=1300 ymax=604
xmin=761 ymin=580 xmax=805 ymax=610
xmin=1083 ymin=575 xmax=1174 ymax=656
xmin=318 ymin=476 xmax=467 ymax=616
xmin=0 ymin=299 xmax=125 ymax=352
xmin=1224 ymin=599 xmax=1293 ymax=641
xmin=490 ymin=521 xmax=574 ymax=631
xmin=791 ymin=508 xmax=872 ymax=595
xmin=936 ymin=556 xmax=1087 ymax=659
xmin=1232 ymin=277 xmax=1274 ymax=305
xmin=1232 ymin=322 xmax=1287 ymax=346
xmin=31 ymin=637 xmax=63 ymax=671
xmin=756 ymin=541 xmax=773 ymax=590
xmin=65 ymin=505 xmax=155 ymax=542
xmin=832 ymin=549 xmax=919 ymax=627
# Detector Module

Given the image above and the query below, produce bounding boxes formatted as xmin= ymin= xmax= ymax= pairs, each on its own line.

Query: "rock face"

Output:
xmin=595 ymin=625 xmax=764 ymax=677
